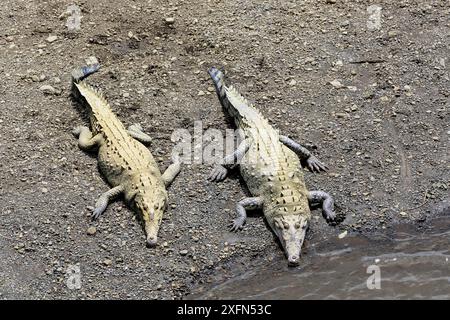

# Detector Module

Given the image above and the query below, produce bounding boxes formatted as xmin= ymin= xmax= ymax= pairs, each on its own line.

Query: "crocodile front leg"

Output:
xmin=208 ymin=138 xmax=251 ymax=182
xmin=161 ymin=154 xmax=181 ymax=187
xmin=279 ymin=135 xmax=328 ymax=173
xmin=92 ymin=185 xmax=125 ymax=220
xmin=127 ymin=123 xmax=152 ymax=144
xmin=308 ymin=190 xmax=335 ymax=221
xmin=73 ymin=126 xmax=103 ymax=150
xmin=231 ymin=196 xmax=264 ymax=232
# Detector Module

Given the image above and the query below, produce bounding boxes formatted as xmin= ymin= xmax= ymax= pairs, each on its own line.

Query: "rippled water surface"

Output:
xmin=189 ymin=217 xmax=449 ymax=299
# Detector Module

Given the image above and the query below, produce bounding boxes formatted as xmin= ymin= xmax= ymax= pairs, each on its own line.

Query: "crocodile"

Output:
xmin=71 ymin=63 xmax=181 ymax=247
xmin=207 ymin=67 xmax=336 ymax=266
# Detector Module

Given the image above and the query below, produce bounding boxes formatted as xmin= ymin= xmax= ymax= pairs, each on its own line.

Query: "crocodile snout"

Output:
xmin=146 ymin=236 xmax=158 ymax=248
xmin=288 ymin=255 xmax=300 ymax=267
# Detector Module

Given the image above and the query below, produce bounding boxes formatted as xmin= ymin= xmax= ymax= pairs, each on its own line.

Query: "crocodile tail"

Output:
xmin=208 ymin=67 xmax=229 ymax=109
xmin=208 ymin=67 xmax=264 ymax=126
xmin=71 ymin=63 xmax=100 ymax=100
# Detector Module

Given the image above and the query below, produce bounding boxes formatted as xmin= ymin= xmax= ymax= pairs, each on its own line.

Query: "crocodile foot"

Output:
xmin=306 ymin=155 xmax=328 ymax=173
xmin=229 ymin=217 xmax=245 ymax=232
xmin=208 ymin=165 xmax=228 ymax=182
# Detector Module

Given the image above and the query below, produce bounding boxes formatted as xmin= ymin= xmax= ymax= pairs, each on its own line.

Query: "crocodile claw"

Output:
xmin=324 ymin=209 xmax=336 ymax=221
xmin=306 ymin=155 xmax=328 ymax=173
xmin=229 ymin=218 xmax=245 ymax=232
xmin=91 ymin=209 xmax=102 ymax=221
xmin=208 ymin=166 xmax=228 ymax=182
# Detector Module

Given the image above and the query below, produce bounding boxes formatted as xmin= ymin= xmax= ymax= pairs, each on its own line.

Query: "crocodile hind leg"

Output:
xmin=208 ymin=138 xmax=251 ymax=182
xmin=92 ymin=185 xmax=125 ymax=220
xmin=161 ymin=154 xmax=181 ymax=187
xmin=127 ymin=123 xmax=152 ymax=144
xmin=308 ymin=190 xmax=335 ymax=221
xmin=72 ymin=126 xmax=103 ymax=150
xmin=279 ymin=135 xmax=328 ymax=173
xmin=231 ymin=196 xmax=264 ymax=232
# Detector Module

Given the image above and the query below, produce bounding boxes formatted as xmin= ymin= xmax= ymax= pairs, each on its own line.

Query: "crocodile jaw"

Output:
xmin=270 ymin=215 xmax=309 ymax=267
xmin=144 ymin=218 xmax=160 ymax=248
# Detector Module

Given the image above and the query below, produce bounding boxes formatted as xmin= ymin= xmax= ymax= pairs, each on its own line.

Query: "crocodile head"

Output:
xmin=132 ymin=192 xmax=166 ymax=248
xmin=271 ymin=215 xmax=309 ymax=266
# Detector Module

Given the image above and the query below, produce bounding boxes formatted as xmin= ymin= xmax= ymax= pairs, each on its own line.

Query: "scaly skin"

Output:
xmin=208 ymin=67 xmax=335 ymax=266
xmin=71 ymin=63 xmax=180 ymax=247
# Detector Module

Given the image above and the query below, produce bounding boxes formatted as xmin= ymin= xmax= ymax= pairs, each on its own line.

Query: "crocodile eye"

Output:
xmin=294 ymin=222 xmax=301 ymax=229
xmin=283 ymin=222 xmax=289 ymax=229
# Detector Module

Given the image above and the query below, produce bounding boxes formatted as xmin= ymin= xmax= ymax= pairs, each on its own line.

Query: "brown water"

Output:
xmin=189 ymin=217 xmax=450 ymax=299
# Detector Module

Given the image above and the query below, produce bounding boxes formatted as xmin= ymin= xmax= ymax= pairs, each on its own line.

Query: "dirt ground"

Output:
xmin=0 ymin=0 xmax=448 ymax=299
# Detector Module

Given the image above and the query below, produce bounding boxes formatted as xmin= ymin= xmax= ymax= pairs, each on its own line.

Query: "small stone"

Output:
xmin=388 ymin=30 xmax=398 ymax=38
xmin=46 ymin=35 xmax=58 ymax=43
xmin=207 ymin=86 xmax=215 ymax=92
xmin=289 ymin=79 xmax=297 ymax=86
xmin=432 ymin=136 xmax=439 ymax=141
xmin=165 ymin=17 xmax=175 ymax=25
xmin=197 ymin=90 xmax=205 ymax=96
xmin=103 ymin=259 xmax=112 ymax=266
xmin=335 ymin=60 xmax=343 ymax=67
xmin=39 ymin=84 xmax=60 ymax=95
xmin=330 ymin=79 xmax=343 ymax=89
xmin=399 ymin=211 xmax=407 ymax=216
xmin=350 ymin=104 xmax=358 ymax=111
xmin=41 ymin=187 xmax=48 ymax=193
xmin=338 ymin=230 xmax=348 ymax=239
xmin=179 ymin=249 xmax=188 ymax=256
xmin=403 ymin=85 xmax=411 ymax=91
xmin=122 ymin=92 xmax=130 ymax=98
xmin=85 ymin=56 xmax=99 ymax=66
xmin=87 ymin=226 xmax=97 ymax=235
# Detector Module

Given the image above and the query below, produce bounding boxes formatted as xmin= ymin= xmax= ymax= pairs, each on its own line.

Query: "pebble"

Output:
xmin=289 ymin=79 xmax=297 ymax=86
xmin=197 ymin=90 xmax=205 ymax=96
xmin=179 ymin=249 xmax=188 ymax=256
xmin=123 ymin=92 xmax=130 ymax=98
xmin=87 ymin=226 xmax=97 ymax=235
xmin=399 ymin=211 xmax=407 ymax=216
xmin=46 ymin=35 xmax=58 ymax=43
xmin=41 ymin=187 xmax=48 ymax=193
xmin=85 ymin=56 xmax=99 ymax=66
xmin=330 ymin=79 xmax=343 ymax=89
xmin=103 ymin=259 xmax=112 ymax=266
xmin=39 ymin=85 xmax=60 ymax=95
xmin=165 ymin=17 xmax=175 ymax=25
xmin=207 ymin=86 xmax=215 ymax=92
xmin=338 ymin=231 xmax=348 ymax=239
